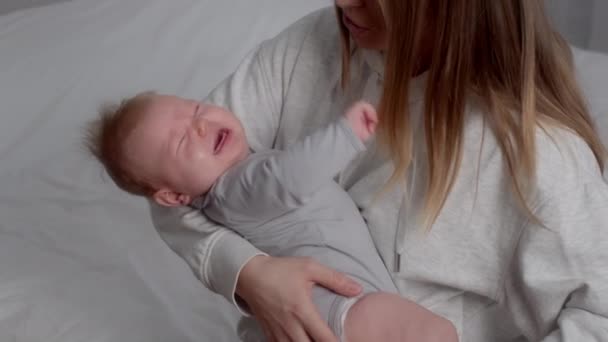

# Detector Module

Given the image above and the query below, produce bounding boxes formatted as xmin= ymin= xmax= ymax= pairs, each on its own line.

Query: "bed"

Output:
xmin=0 ymin=1 xmax=329 ymax=341
xmin=0 ymin=1 xmax=606 ymax=341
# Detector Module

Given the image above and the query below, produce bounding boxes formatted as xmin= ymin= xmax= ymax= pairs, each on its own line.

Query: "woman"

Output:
xmin=151 ymin=0 xmax=608 ymax=341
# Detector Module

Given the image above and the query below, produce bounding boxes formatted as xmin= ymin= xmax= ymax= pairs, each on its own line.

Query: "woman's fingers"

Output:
xmin=302 ymin=258 xmax=362 ymax=297
xmin=259 ymin=320 xmax=276 ymax=342
xmin=237 ymin=256 xmax=361 ymax=342
xmin=295 ymin=300 xmax=338 ymax=342
xmin=272 ymin=325 xmax=291 ymax=342
xmin=284 ymin=317 xmax=313 ymax=342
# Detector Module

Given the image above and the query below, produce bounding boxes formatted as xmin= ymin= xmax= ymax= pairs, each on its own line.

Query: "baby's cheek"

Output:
xmin=187 ymin=147 xmax=208 ymax=161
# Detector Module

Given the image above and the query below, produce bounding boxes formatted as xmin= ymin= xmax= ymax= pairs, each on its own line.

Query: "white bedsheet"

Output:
xmin=0 ymin=1 xmax=606 ymax=341
xmin=0 ymin=1 xmax=328 ymax=341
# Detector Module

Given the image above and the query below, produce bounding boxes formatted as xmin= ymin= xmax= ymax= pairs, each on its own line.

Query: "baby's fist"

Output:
xmin=345 ymin=101 xmax=378 ymax=142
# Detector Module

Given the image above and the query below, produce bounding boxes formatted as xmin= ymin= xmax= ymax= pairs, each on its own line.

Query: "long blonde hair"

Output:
xmin=338 ymin=0 xmax=605 ymax=227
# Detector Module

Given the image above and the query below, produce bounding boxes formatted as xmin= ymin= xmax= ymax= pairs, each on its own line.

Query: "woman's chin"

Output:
xmin=352 ymin=36 xmax=387 ymax=51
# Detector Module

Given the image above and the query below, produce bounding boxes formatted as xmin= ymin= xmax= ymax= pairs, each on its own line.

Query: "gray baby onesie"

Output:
xmin=193 ymin=118 xmax=398 ymax=339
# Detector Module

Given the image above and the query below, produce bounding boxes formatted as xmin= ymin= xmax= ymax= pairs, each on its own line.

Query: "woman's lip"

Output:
xmin=343 ymin=14 xmax=369 ymax=33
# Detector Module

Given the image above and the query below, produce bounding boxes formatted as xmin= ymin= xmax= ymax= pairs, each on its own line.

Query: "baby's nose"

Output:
xmin=196 ymin=119 xmax=207 ymax=137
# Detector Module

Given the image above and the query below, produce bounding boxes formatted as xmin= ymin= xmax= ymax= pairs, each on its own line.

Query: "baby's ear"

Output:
xmin=153 ymin=189 xmax=191 ymax=207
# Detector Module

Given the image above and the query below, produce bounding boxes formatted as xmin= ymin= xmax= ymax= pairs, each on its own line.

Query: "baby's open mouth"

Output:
xmin=214 ymin=129 xmax=229 ymax=154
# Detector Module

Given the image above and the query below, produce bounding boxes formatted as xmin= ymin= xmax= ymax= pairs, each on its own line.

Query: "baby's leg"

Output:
xmin=344 ymin=292 xmax=458 ymax=342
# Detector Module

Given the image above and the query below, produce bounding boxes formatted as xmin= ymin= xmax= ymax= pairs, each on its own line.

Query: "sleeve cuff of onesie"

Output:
xmin=338 ymin=117 xmax=367 ymax=153
xmin=205 ymin=231 xmax=267 ymax=316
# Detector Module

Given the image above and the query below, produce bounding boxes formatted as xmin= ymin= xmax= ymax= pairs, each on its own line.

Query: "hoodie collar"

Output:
xmin=357 ymin=48 xmax=427 ymax=104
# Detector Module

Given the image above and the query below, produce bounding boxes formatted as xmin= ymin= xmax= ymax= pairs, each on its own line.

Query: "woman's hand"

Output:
xmin=236 ymin=255 xmax=362 ymax=342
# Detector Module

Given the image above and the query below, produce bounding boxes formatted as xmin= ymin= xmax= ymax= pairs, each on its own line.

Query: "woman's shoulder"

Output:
xmin=534 ymin=124 xmax=606 ymax=199
xmin=463 ymin=107 xmax=606 ymax=219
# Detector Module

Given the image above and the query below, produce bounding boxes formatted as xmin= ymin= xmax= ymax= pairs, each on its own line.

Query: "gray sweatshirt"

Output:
xmin=150 ymin=7 xmax=608 ymax=341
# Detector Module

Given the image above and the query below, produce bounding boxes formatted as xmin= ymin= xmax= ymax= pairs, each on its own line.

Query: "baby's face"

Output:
xmin=125 ymin=95 xmax=249 ymax=202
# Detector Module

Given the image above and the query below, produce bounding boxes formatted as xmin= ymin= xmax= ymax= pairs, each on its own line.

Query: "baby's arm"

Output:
xmin=204 ymin=102 xmax=377 ymax=224
xmin=265 ymin=101 xmax=377 ymax=201
xmin=344 ymin=101 xmax=378 ymax=142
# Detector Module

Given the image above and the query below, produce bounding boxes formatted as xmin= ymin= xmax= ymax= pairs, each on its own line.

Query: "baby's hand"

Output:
xmin=344 ymin=101 xmax=378 ymax=142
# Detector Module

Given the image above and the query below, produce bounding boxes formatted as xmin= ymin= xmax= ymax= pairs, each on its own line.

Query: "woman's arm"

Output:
xmin=149 ymin=202 xmax=265 ymax=308
xmin=502 ymin=178 xmax=608 ymax=341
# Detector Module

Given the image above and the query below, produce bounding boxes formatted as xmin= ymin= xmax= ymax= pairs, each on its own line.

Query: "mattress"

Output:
xmin=0 ymin=1 xmax=606 ymax=341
